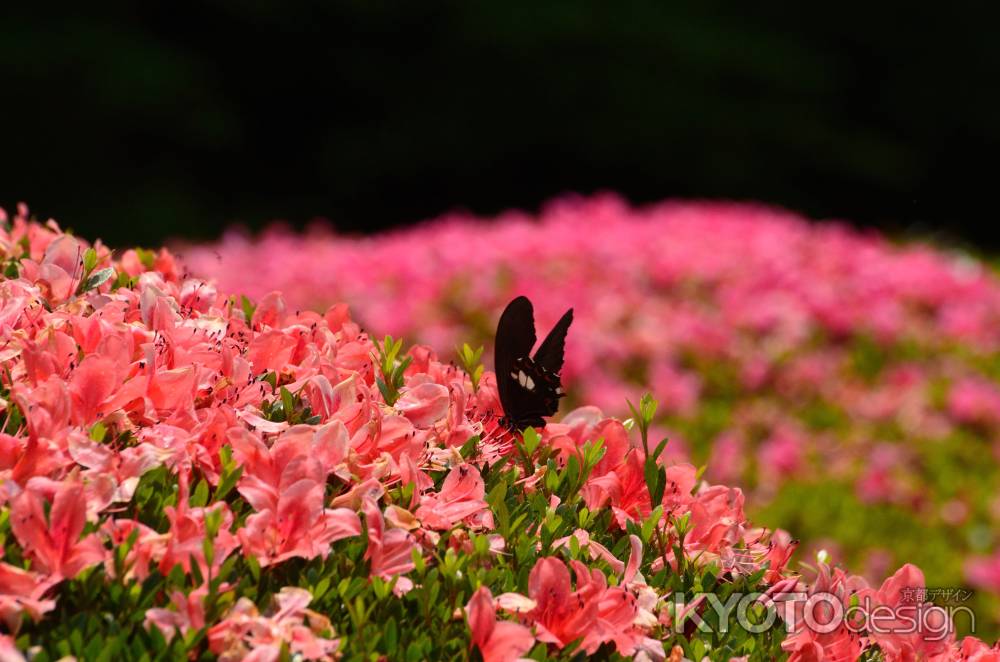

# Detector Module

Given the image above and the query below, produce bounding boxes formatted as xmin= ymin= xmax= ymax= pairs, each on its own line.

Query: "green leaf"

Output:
xmin=190 ymin=479 xmax=209 ymax=508
xmin=376 ymin=378 xmax=393 ymax=404
xmin=642 ymin=505 xmax=664 ymax=543
xmin=89 ymin=421 xmax=107 ymax=443
xmin=640 ymin=392 xmax=658 ymax=423
xmin=460 ymin=435 xmax=481 ymax=459
xmin=314 ymin=576 xmax=331 ymax=600
xmin=261 ymin=371 xmax=278 ymax=389
xmin=82 ymin=247 xmax=98 ymax=273
xmin=136 ymin=247 xmax=156 ymax=269
xmin=521 ymin=427 xmax=540 ymax=455
xmin=241 ymin=295 xmax=256 ymax=323
xmin=280 ymin=387 xmax=295 ymax=420
xmin=189 ymin=555 xmax=204 ymax=585
xmin=111 ymin=271 xmax=133 ymax=291
xmin=247 ymin=554 xmax=261 ymax=583
xmin=213 ymin=464 xmax=243 ymax=503
xmin=83 ymin=267 xmax=115 ymax=292
xmin=383 ymin=617 xmax=399 ymax=653
xmin=653 ymin=437 xmax=670 ymax=460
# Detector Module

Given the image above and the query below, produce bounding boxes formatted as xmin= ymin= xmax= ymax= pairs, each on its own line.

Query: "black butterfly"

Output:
xmin=494 ymin=296 xmax=573 ymax=431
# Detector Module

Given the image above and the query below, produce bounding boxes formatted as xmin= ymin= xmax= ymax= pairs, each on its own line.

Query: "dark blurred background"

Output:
xmin=2 ymin=2 xmax=998 ymax=248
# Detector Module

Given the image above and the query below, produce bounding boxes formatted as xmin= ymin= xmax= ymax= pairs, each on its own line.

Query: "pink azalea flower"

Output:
xmin=101 ymin=518 xmax=167 ymax=582
xmin=552 ymin=529 xmax=624 ymax=574
xmin=208 ymin=587 xmax=339 ymax=662
xmin=953 ymin=637 xmax=1000 ymax=662
xmin=395 ymin=382 xmax=450 ymax=428
xmin=144 ymin=586 xmax=208 ymax=640
xmin=362 ymin=497 xmax=418 ymax=594
xmin=774 ymin=563 xmax=866 ymax=662
xmin=415 ymin=463 xmax=490 ymax=530
xmin=502 ymin=556 xmax=644 ymax=656
xmin=949 ymin=377 xmax=1000 ymax=427
xmin=10 ymin=482 xmax=106 ymax=581
xmin=237 ymin=479 xmax=360 ymax=567
xmin=859 ymin=563 xmax=954 ymax=661
xmin=758 ymin=528 xmax=798 ymax=583
xmin=0 ymin=560 xmax=56 ymax=632
xmin=467 ymin=587 xmax=534 ymax=662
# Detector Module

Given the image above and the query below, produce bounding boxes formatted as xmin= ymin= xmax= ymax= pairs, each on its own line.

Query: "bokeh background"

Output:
xmin=5 ymin=0 xmax=1000 ymax=639
xmin=1 ymin=1 xmax=999 ymax=247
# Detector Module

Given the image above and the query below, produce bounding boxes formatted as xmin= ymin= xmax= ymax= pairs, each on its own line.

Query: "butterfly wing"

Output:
xmin=532 ymin=308 xmax=573 ymax=374
xmin=494 ymin=296 xmax=537 ymax=419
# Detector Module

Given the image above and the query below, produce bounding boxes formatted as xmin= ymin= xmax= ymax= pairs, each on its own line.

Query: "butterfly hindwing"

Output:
xmin=494 ymin=296 xmax=572 ymax=430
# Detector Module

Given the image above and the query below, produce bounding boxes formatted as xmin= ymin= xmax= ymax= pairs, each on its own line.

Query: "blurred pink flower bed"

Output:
xmin=185 ymin=195 xmax=1000 ymax=625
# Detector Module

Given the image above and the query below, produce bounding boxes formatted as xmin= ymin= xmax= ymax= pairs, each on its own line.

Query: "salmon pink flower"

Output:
xmin=160 ymin=491 xmax=240 ymax=578
xmin=552 ymin=529 xmax=624 ymax=574
xmin=954 ymin=637 xmax=1000 ymax=662
xmin=144 ymin=586 xmax=208 ymax=640
xmin=415 ymin=463 xmax=490 ymax=530
xmin=101 ymin=519 xmax=166 ymax=582
xmin=505 ymin=556 xmax=645 ymax=656
xmin=467 ymin=587 xmax=534 ymax=662
xmin=237 ymin=479 xmax=360 ymax=567
xmin=208 ymin=587 xmax=339 ymax=662
xmin=395 ymin=382 xmax=450 ymax=428
xmin=859 ymin=563 xmax=954 ymax=661
xmin=772 ymin=562 xmax=870 ymax=662
xmin=10 ymin=482 xmax=105 ymax=581
xmin=0 ymin=560 xmax=56 ymax=632
xmin=67 ymin=356 xmax=120 ymax=425
xmin=362 ymin=497 xmax=417 ymax=595
xmin=757 ymin=528 xmax=798 ymax=583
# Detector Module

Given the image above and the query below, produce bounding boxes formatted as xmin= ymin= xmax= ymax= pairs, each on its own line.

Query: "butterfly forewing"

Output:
xmin=532 ymin=308 xmax=573 ymax=374
xmin=494 ymin=296 xmax=536 ymax=416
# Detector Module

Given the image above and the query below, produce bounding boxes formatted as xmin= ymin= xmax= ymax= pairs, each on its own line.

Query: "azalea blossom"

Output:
xmin=208 ymin=587 xmax=339 ymax=661
xmin=467 ymin=586 xmax=535 ymax=662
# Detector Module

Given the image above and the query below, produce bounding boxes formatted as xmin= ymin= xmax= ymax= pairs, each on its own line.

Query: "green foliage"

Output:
xmin=456 ymin=342 xmax=485 ymax=393
xmin=260 ymin=384 xmax=321 ymax=425
xmin=626 ymin=392 xmax=658 ymax=456
xmin=239 ymin=294 xmax=256 ymax=325
xmin=75 ymin=247 xmax=116 ymax=295
xmin=373 ymin=335 xmax=412 ymax=406
xmin=135 ymin=248 xmax=156 ymax=270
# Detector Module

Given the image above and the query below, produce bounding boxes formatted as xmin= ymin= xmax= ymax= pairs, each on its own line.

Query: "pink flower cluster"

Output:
xmin=768 ymin=563 xmax=993 ymax=662
xmin=0 ymin=202 xmax=997 ymax=660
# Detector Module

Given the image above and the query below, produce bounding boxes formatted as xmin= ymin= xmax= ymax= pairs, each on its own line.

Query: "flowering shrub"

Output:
xmin=184 ymin=195 xmax=1000 ymax=635
xmin=0 ymin=203 xmax=998 ymax=661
